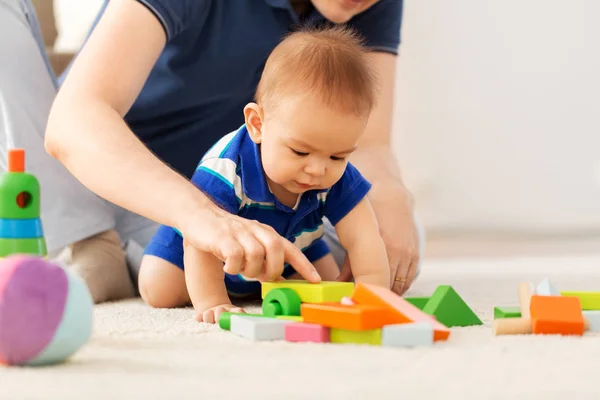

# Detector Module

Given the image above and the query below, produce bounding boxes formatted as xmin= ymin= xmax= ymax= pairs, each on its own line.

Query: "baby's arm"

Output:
xmin=312 ymin=254 xmax=342 ymax=281
xmin=183 ymin=240 xmax=245 ymax=323
xmin=335 ymin=197 xmax=391 ymax=288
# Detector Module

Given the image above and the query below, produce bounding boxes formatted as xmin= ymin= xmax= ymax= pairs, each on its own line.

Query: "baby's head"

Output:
xmin=244 ymin=26 xmax=377 ymax=203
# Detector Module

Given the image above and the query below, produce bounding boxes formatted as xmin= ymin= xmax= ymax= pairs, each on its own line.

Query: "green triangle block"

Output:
xmin=422 ymin=285 xmax=483 ymax=327
xmin=404 ymin=296 xmax=430 ymax=310
xmin=493 ymin=306 xmax=521 ymax=319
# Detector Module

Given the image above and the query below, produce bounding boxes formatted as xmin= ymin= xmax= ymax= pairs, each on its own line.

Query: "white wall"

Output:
xmin=393 ymin=0 xmax=600 ymax=234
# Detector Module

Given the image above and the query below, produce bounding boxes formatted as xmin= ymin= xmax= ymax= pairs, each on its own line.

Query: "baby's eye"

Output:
xmin=291 ymin=148 xmax=309 ymax=157
xmin=330 ymin=156 xmax=346 ymax=161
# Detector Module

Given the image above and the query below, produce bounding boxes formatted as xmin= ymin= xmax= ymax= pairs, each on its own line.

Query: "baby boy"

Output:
xmin=140 ymin=26 xmax=390 ymax=323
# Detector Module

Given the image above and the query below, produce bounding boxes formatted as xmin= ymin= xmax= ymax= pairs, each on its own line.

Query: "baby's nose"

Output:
xmin=304 ymin=161 xmax=326 ymax=176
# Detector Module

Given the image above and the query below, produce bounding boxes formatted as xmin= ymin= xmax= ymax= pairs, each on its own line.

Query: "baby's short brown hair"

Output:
xmin=256 ymin=25 xmax=377 ymax=118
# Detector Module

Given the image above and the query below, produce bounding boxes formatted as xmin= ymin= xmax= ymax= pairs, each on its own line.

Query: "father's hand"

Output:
xmin=179 ymin=206 xmax=321 ymax=283
xmin=368 ymin=179 xmax=420 ymax=295
xmin=337 ymin=146 xmax=420 ymax=295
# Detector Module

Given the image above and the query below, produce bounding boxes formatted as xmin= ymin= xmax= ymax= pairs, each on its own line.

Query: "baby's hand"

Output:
xmin=195 ymin=303 xmax=246 ymax=324
xmin=353 ymin=271 xmax=390 ymax=289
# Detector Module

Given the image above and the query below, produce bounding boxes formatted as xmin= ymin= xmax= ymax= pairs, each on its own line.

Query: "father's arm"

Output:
xmin=45 ymin=0 xmax=199 ymax=230
xmin=337 ymin=0 xmax=420 ymax=295
xmin=45 ymin=0 xmax=318 ymax=282
xmin=346 ymin=52 xmax=420 ymax=295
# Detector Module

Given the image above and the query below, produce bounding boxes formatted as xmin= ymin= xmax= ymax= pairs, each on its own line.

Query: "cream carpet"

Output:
xmin=3 ymin=255 xmax=600 ymax=400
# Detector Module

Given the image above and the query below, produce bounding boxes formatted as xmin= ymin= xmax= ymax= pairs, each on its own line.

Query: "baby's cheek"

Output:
xmin=264 ymin=159 xmax=289 ymax=183
xmin=328 ymin=165 xmax=347 ymax=185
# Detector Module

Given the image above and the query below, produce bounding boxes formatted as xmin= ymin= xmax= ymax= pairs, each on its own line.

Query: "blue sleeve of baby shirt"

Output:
xmin=190 ymin=158 xmax=241 ymax=215
xmin=347 ymin=0 xmax=403 ymax=55
xmin=323 ymin=163 xmax=372 ymax=227
xmin=135 ymin=0 xmax=210 ymax=41
xmin=302 ymin=239 xmax=331 ymax=263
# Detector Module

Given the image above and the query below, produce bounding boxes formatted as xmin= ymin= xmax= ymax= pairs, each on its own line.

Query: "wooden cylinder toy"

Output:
xmin=518 ymin=282 xmax=534 ymax=318
xmin=493 ymin=317 xmax=533 ymax=335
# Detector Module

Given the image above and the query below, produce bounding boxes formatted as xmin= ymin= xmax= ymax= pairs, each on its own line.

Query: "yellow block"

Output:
xmin=330 ymin=328 xmax=381 ymax=345
xmin=276 ymin=316 xmax=303 ymax=322
xmin=560 ymin=291 xmax=600 ymax=310
xmin=262 ymin=280 xmax=354 ymax=303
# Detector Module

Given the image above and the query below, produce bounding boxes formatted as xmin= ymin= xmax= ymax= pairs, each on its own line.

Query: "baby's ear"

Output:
xmin=243 ymin=103 xmax=264 ymax=144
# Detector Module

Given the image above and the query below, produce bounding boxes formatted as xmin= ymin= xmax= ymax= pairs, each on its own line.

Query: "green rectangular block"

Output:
xmin=219 ymin=312 xmax=272 ymax=331
xmin=405 ymin=297 xmax=430 ymax=310
xmin=493 ymin=306 xmax=522 ymax=319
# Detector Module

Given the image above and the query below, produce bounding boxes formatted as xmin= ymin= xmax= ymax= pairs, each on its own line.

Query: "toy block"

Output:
xmin=494 ymin=316 xmax=591 ymax=335
xmin=262 ymin=288 xmax=301 ymax=317
xmin=330 ymin=328 xmax=381 ymax=345
xmin=301 ymin=303 xmax=390 ymax=331
xmin=582 ymin=311 xmax=600 ymax=332
xmin=230 ymin=315 xmax=287 ymax=341
xmin=219 ymin=312 xmax=271 ymax=330
xmin=382 ymin=322 xmax=434 ymax=347
xmin=518 ymin=282 xmax=534 ymax=318
xmin=560 ymin=291 xmax=600 ymax=310
xmin=277 ymin=316 xmax=303 ymax=322
xmin=421 ymin=285 xmax=482 ymax=327
xmin=536 ymin=278 xmax=560 ymax=296
xmin=493 ymin=317 xmax=533 ymax=335
xmin=530 ymin=295 xmax=585 ymax=335
xmin=351 ymin=283 xmax=450 ymax=341
xmin=285 ymin=322 xmax=330 ymax=343
xmin=405 ymin=297 xmax=430 ymax=310
xmin=262 ymin=280 xmax=354 ymax=303
xmin=493 ymin=306 xmax=521 ymax=319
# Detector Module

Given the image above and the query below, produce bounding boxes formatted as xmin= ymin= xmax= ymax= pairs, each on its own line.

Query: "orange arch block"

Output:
xmin=530 ymin=295 xmax=585 ymax=335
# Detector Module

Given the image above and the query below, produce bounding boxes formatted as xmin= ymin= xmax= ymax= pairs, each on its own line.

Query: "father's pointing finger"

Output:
xmin=282 ymin=239 xmax=321 ymax=283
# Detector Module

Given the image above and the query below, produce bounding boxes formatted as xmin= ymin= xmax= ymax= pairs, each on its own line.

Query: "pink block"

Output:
xmin=285 ymin=322 xmax=330 ymax=343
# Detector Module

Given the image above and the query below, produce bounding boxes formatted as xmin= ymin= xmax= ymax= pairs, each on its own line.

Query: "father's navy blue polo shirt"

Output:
xmin=85 ymin=0 xmax=403 ymax=178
